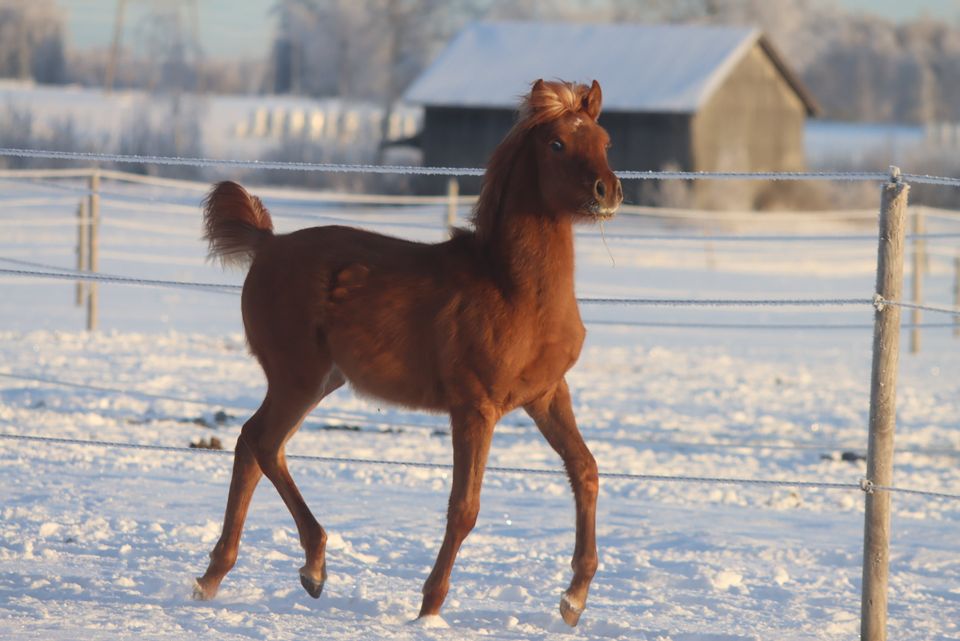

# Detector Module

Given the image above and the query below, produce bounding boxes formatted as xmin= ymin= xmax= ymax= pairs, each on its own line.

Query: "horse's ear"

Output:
xmin=582 ymin=80 xmax=602 ymax=120
xmin=531 ymin=79 xmax=546 ymax=95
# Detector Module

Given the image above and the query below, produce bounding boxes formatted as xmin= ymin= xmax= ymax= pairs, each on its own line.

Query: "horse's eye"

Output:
xmin=550 ymin=140 xmax=564 ymax=152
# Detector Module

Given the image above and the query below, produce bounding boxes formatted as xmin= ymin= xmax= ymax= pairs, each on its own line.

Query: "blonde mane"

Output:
xmin=472 ymin=81 xmax=596 ymax=242
xmin=517 ymin=81 xmax=588 ymax=130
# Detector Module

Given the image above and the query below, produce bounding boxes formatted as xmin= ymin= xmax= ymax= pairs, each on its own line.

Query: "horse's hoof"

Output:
xmin=559 ymin=592 xmax=584 ymax=627
xmin=299 ymin=572 xmax=325 ymax=599
xmin=192 ymin=578 xmax=214 ymax=601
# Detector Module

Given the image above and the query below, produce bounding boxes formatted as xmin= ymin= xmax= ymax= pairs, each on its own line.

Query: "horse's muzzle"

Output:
xmin=590 ymin=176 xmax=622 ymax=219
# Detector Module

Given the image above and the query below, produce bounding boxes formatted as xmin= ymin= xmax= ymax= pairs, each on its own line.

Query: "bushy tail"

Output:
xmin=202 ymin=181 xmax=274 ymax=268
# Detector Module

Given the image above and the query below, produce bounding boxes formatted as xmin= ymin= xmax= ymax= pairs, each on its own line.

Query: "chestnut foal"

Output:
xmin=195 ymin=79 xmax=622 ymax=626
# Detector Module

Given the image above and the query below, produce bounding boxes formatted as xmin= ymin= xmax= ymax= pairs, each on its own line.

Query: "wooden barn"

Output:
xmin=403 ymin=22 xmax=820 ymax=208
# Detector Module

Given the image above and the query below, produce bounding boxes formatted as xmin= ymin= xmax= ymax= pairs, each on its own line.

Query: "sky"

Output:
xmin=842 ymin=0 xmax=958 ymax=22
xmin=61 ymin=0 xmax=276 ymax=59
xmin=59 ymin=0 xmax=959 ymax=59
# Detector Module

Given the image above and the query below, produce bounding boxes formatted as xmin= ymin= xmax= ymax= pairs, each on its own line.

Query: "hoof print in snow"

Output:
xmin=822 ymin=451 xmax=866 ymax=463
xmin=189 ymin=437 xmax=223 ymax=450
xmin=321 ymin=423 xmax=361 ymax=432
xmin=183 ymin=411 xmax=234 ymax=429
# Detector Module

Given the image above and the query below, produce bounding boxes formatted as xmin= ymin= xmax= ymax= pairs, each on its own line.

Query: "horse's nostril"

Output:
xmin=594 ymin=180 xmax=606 ymax=199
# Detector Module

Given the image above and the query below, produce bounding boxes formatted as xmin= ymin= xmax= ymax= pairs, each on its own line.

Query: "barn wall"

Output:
xmin=601 ymin=112 xmax=692 ymax=205
xmin=419 ymin=106 xmax=516 ymax=194
xmin=691 ymin=43 xmax=808 ymax=208
xmin=419 ymin=107 xmax=694 ymax=202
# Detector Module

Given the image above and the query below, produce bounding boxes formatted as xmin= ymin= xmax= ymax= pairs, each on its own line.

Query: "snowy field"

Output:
xmin=1 ymin=175 xmax=959 ymax=640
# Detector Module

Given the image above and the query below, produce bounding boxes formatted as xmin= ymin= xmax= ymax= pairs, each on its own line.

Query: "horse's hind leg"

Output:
xmin=193 ymin=409 xmax=265 ymax=600
xmin=248 ymin=366 xmax=345 ymax=598
xmin=193 ymin=364 xmax=344 ymax=600
xmin=524 ymin=379 xmax=598 ymax=627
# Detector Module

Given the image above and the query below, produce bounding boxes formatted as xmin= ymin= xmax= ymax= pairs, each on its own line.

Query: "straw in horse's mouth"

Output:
xmin=580 ymin=197 xmax=618 ymax=220
xmin=589 ymin=205 xmax=618 ymax=220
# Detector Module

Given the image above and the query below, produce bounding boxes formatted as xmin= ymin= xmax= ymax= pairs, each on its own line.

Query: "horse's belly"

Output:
xmin=328 ymin=334 xmax=447 ymax=412
xmin=347 ymin=370 xmax=447 ymax=412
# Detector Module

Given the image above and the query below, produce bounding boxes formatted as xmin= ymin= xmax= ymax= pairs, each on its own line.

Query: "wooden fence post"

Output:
xmin=909 ymin=207 xmax=925 ymax=353
xmin=75 ymin=197 xmax=89 ymax=306
xmin=445 ymin=177 xmax=458 ymax=235
xmin=86 ymin=170 xmax=101 ymax=331
xmin=860 ymin=167 xmax=909 ymax=641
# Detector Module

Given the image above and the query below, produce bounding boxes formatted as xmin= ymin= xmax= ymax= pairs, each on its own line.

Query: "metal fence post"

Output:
xmin=909 ymin=207 xmax=924 ymax=353
xmin=75 ymin=196 xmax=89 ymax=306
xmin=86 ymin=170 xmax=101 ymax=331
xmin=446 ymin=177 xmax=459 ymax=235
xmin=860 ymin=167 xmax=909 ymax=641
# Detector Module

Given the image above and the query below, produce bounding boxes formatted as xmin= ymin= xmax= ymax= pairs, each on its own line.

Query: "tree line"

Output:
xmin=2 ymin=0 xmax=959 ymax=125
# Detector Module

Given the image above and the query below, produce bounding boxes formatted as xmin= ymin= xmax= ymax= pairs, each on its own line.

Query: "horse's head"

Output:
xmin=522 ymin=79 xmax=622 ymax=220
xmin=474 ymin=80 xmax=623 ymax=242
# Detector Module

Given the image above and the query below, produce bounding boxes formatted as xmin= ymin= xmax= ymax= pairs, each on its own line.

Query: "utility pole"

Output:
xmin=17 ymin=3 xmax=32 ymax=80
xmin=105 ymin=0 xmax=128 ymax=92
xmin=188 ymin=0 xmax=203 ymax=93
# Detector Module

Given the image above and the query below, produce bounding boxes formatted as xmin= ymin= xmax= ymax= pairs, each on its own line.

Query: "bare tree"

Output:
xmin=0 ymin=0 xmax=65 ymax=83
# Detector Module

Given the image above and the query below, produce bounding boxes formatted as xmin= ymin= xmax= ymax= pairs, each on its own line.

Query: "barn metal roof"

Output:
xmin=404 ymin=22 xmax=819 ymax=116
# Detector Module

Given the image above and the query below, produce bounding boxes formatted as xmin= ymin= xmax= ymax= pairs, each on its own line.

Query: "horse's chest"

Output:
xmin=507 ymin=318 xmax=585 ymax=403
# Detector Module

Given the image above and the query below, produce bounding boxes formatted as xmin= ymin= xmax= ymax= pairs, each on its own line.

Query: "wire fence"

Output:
xmin=4 ymin=368 xmax=959 ymax=460
xmin=9 ymin=431 xmax=960 ymax=501
xmin=1 ymin=162 xmax=959 ymax=330
xmin=5 ymin=146 xmax=960 ymax=187
xmin=0 ymin=370 xmax=447 ymax=434
xmin=3 ymin=431 xmax=959 ymax=501
xmin=585 ymin=231 xmax=960 ymax=243
xmin=6 ymin=264 xmax=959 ymax=317
xmin=3 ymin=164 xmax=960 ymax=238
xmin=1 ymin=154 xmax=959 ymax=638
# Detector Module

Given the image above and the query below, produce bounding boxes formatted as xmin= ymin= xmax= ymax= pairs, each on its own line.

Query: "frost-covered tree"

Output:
xmin=270 ymin=0 xmax=482 ymax=99
xmin=259 ymin=0 xmax=960 ymax=124
xmin=0 ymin=0 xmax=66 ymax=83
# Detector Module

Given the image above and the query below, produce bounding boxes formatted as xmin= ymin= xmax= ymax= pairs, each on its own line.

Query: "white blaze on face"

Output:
xmin=571 ymin=117 xmax=584 ymax=131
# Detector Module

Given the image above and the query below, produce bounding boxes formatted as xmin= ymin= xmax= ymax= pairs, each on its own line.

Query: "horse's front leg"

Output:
xmin=524 ymin=379 xmax=598 ymax=626
xmin=419 ymin=405 xmax=497 ymax=619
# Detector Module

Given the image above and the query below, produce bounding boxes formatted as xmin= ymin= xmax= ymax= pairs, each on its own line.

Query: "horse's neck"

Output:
xmin=484 ymin=204 xmax=577 ymax=305
xmin=475 ymin=136 xmax=577 ymax=305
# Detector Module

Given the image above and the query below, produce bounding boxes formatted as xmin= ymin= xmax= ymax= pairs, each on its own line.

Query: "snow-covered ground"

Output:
xmin=1 ymin=176 xmax=959 ymax=640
